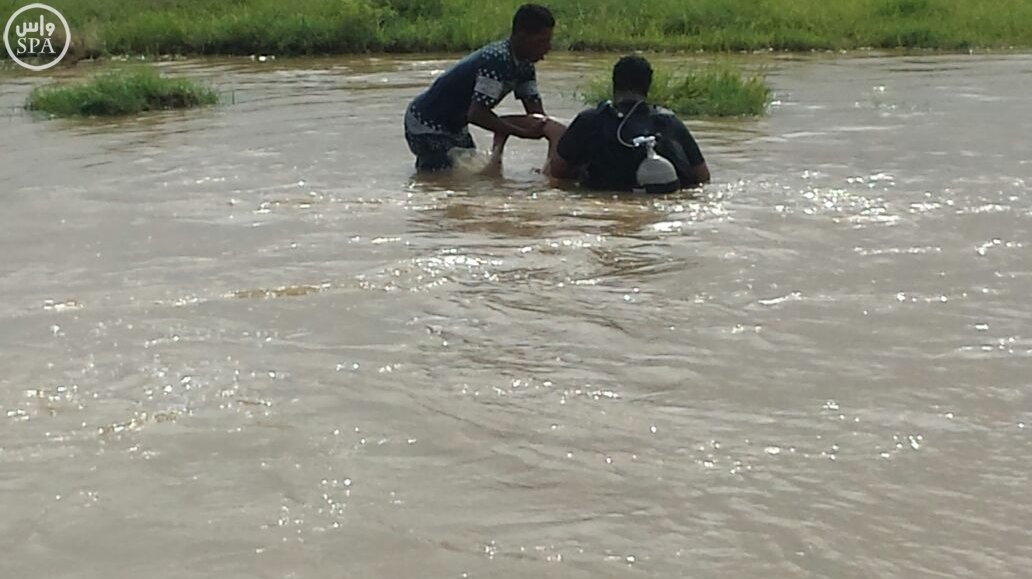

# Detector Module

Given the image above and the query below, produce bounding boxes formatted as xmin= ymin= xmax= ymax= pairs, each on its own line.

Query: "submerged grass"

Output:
xmin=2 ymin=0 xmax=1032 ymax=57
xmin=582 ymin=63 xmax=770 ymax=117
xmin=27 ymin=67 xmax=218 ymax=117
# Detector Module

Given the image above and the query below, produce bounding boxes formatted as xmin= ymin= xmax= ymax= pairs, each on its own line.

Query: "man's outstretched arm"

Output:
xmin=546 ymin=116 xmax=589 ymax=180
xmin=468 ymin=101 xmax=544 ymax=139
xmin=522 ymin=97 xmax=545 ymax=116
xmin=673 ymin=118 xmax=710 ymax=185
xmin=689 ymin=162 xmax=711 ymax=185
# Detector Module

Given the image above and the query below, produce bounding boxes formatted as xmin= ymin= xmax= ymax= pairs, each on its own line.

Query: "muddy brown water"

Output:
xmin=1 ymin=52 xmax=1031 ymax=578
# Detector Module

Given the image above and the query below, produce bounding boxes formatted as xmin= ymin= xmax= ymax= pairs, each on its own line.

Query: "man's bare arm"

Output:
xmin=689 ymin=162 xmax=710 ymax=185
xmin=468 ymin=102 xmax=543 ymax=138
xmin=542 ymin=119 xmax=579 ymax=179
xmin=522 ymin=98 xmax=545 ymax=116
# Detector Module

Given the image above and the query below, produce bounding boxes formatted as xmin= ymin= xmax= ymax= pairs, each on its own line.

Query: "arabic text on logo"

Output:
xmin=4 ymin=3 xmax=71 ymax=71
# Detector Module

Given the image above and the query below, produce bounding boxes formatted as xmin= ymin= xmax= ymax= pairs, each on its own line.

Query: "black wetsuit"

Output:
xmin=556 ymin=100 xmax=705 ymax=191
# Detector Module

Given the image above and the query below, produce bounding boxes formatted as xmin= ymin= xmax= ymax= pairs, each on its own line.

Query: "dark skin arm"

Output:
xmin=522 ymin=98 xmax=545 ymax=116
xmin=542 ymin=120 xmax=579 ymax=179
xmin=672 ymin=120 xmax=711 ymax=186
xmin=468 ymin=101 xmax=544 ymax=139
xmin=546 ymin=155 xmax=579 ymax=180
xmin=687 ymin=162 xmax=710 ymax=186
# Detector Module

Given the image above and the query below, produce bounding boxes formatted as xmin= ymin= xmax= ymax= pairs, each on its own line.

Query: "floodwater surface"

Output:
xmin=1 ymin=52 xmax=1031 ymax=578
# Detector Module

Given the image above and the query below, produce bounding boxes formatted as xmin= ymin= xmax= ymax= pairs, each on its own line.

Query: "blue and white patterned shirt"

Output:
xmin=408 ymin=38 xmax=541 ymax=135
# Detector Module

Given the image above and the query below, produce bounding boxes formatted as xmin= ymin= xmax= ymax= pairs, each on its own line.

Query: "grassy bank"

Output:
xmin=582 ymin=64 xmax=770 ymax=117
xmin=2 ymin=0 xmax=1032 ymax=58
xmin=27 ymin=67 xmax=218 ymax=116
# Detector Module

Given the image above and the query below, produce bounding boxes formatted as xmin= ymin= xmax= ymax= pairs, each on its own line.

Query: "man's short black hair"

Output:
xmin=512 ymin=4 xmax=555 ymax=34
xmin=613 ymin=55 xmax=653 ymax=96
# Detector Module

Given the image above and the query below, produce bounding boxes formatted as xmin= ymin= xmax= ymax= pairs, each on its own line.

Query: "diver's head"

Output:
xmin=511 ymin=4 xmax=554 ymax=63
xmin=613 ymin=55 xmax=653 ymax=100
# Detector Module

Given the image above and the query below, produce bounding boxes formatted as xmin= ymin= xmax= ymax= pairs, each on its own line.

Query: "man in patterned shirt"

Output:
xmin=404 ymin=4 xmax=555 ymax=172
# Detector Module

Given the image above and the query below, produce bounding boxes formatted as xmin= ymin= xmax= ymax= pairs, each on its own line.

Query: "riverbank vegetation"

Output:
xmin=2 ymin=0 xmax=1031 ymax=58
xmin=26 ymin=67 xmax=217 ymax=116
xmin=581 ymin=63 xmax=770 ymax=117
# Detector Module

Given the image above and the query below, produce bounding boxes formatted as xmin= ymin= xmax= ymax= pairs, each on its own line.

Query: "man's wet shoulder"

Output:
xmin=652 ymin=105 xmax=681 ymax=119
xmin=651 ymin=106 xmax=691 ymax=132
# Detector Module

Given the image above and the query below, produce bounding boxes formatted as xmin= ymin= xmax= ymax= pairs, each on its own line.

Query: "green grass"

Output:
xmin=2 ymin=0 xmax=1032 ymax=57
xmin=582 ymin=63 xmax=770 ymax=117
xmin=26 ymin=67 xmax=218 ymax=117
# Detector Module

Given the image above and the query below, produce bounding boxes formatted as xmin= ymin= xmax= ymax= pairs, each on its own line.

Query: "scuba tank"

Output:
xmin=631 ymin=135 xmax=680 ymax=194
xmin=609 ymin=100 xmax=682 ymax=194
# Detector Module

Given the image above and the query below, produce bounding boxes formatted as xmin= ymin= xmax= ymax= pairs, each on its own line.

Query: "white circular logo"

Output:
xmin=4 ymin=3 xmax=71 ymax=71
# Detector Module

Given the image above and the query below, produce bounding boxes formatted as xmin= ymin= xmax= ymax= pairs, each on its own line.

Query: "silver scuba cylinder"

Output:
xmin=631 ymin=135 xmax=680 ymax=194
